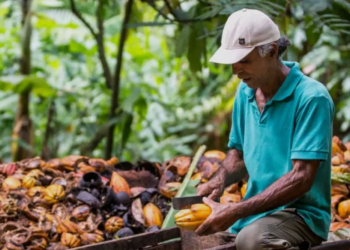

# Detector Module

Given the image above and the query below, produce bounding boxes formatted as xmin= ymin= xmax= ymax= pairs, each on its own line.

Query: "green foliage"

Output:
xmin=0 ymin=0 xmax=349 ymax=162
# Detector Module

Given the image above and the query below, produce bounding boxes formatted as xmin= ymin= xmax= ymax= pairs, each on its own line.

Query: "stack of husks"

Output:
xmin=329 ymin=136 xmax=350 ymax=232
xmin=0 ymin=150 xmax=230 ymax=249
xmin=4 ymin=138 xmax=347 ymax=249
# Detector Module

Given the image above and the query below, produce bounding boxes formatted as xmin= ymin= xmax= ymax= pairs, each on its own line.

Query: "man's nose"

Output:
xmin=231 ymin=63 xmax=241 ymax=75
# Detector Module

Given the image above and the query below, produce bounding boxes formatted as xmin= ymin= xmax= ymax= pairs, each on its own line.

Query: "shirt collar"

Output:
xmin=242 ymin=61 xmax=304 ymax=102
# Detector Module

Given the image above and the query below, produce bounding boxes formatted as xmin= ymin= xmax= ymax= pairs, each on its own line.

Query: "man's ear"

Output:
xmin=269 ymin=43 xmax=278 ymax=59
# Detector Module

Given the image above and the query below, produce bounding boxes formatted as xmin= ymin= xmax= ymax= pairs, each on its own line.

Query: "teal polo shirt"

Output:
xmin=228 ymin=61 xmax=334 ymax=240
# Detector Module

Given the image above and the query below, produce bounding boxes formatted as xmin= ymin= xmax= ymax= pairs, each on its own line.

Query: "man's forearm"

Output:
xmin=211 ymin=149 xmax=247 ymax=187
xmin=232 ymin=160 xmax=318 ymax=218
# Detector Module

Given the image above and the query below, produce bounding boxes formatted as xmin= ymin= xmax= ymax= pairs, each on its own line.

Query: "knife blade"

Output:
xmin=172 ymin=195 xmax=219 ymax=210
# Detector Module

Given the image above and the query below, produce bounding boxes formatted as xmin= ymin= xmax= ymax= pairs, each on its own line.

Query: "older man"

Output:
xmin=195 ymin=8 xmax=334 ymax=250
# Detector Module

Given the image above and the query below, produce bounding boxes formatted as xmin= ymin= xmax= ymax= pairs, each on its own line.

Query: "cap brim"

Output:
xmin=209 ymin=47 xmax=255 ymax=64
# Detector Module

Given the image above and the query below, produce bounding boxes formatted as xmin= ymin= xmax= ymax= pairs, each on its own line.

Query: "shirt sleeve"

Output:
xmin=228 ymin=85 xmax=244 ymax=151
xmin=291 ymin=95 xmax=334 ymax=160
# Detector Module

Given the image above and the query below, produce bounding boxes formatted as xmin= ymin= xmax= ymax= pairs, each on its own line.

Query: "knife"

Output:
xmin=172 ymin=195 xmax=219 ymax=210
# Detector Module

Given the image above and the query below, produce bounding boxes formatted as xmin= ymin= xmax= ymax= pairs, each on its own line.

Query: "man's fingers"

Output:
xmin=203 ymin=197 xmax=216 ymax=207
xmin=208 ymin=189 xmax=219 ymax=200
xmin=196 ymin=184 xmax=209 ymax=196
xmin=195 ymin=218 xmax=211 ymax=235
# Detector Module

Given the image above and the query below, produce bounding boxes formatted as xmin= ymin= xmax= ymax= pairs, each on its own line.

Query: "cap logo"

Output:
xmin=239 ymin=38 xmax=245 ymax=45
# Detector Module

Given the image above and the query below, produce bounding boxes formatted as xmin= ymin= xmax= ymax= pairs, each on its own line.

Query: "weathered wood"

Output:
xmin=311 ymin=240 xmax=350 ymax=250
xmin=72 ymin=227 xmax=180 ymax=250
xmin=205 ymin=243 xmax=236 ymax=250
xmin=181 ymin=231 xmax=236 ymax=250
xmin=205 ymin=239 xmax=350 ymax=250
xmin=144 ymin=240 xmax=182 ymax=250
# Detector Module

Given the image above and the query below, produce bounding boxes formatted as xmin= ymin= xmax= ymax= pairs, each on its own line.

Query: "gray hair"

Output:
xmin=257 ymin=36 xmax=291 ymax=58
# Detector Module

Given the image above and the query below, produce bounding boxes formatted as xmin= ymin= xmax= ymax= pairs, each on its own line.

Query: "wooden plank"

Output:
xmin=180 ymin=231 xmax=236 ymax=250
xmin=72 ymin=227 xmax=181 ymax=250
xmin=204 ymin=240 xmax=350 ymax=250
xmin=204 ymin=243 xmax=236 ymax=250
xmin=311 ymin=240 xmax=350 ymax=250
xmin=144 ymin=240 xmax=182 ymax=250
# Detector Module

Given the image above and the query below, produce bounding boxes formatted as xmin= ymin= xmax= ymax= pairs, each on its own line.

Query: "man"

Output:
xmin=195 ymin=8 xmax=334 ymax=250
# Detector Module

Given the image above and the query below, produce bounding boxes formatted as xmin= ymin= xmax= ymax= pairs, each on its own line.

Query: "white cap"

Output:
xmin=209 ymin=8 xmax=280 ymax=64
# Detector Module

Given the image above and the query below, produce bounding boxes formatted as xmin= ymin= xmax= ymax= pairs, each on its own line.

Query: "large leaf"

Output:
xmin=0 ymin=75 xmax=56 ymax=97
xmin=304 ymin=16 xmax=322 ymax=47
xmin=187 ymin=23 xmax=205 ymax=72
xmin=175 ymin=25 xmax=191 ymax=57
xmin=162 ymin=145 xmax=206 ymax=229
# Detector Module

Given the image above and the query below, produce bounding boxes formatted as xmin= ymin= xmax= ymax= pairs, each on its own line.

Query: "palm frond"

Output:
xmin=311 ymin=12 xmax=350 ymax=35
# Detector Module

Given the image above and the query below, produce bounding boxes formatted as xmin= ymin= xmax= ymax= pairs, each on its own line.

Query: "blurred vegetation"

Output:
xmin=0 ymin=0 xmax=349 ymax=162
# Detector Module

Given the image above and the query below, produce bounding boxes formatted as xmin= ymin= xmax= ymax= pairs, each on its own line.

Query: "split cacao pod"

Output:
xmin=143 ymin=203 xmax=163 ymax=228
xmin=110 ymin=172 xmax=131 ymax=196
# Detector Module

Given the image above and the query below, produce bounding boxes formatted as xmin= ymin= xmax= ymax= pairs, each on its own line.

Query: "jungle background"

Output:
xmin=0 ymin=0 xmax=349 ymax=163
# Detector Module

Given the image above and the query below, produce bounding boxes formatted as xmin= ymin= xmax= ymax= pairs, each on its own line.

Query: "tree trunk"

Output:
xmin=41 ymin=101 xmax=55 ymax=160
xmin=12 ymin=0 xmax=33 ymax=161
xmin=105 ymin=0 xmax=134 ymax=159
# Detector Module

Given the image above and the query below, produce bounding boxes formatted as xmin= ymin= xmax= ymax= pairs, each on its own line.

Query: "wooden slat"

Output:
xmin=311 ymin=240 xmax=350 ymax=250
xmin=72 ymin=227 xmax=180 ymax=250
xmin=204 ymin=243 xmax=236 ymax=250
xmin=144 ymin=240 xmax=182 ymax=250
xmin=204 ymin=240 xmax=350 ymax=250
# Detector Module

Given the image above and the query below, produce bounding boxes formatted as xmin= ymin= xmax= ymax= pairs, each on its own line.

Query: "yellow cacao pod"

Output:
xmin=175 ymin=204 xmax=211 ymax=231
xmin=61 ymin=232 xmax=81 ymax=248
xmin=44 ymin=184 xmax=65 ymax=204
xmin=240 ymin=183 xmax=247 ymax=198
xmin=22 ymin=175 xmax=36 ymax=189
xmin=338 ymin=200 xmax=350 ymax=219
xmin=2 ymin=177 xmax=21 ymax=190
xmin=105 ymin=216 xmax=123 ymax=233
xmin=143 ymin=203 xmax=163 ymax=228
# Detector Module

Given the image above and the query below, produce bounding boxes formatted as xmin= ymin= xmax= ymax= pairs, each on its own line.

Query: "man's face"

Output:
xmin=231 ymin=48 xmax=273 ymax=89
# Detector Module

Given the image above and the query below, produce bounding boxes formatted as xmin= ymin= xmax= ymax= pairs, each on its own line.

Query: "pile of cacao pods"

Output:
xmin=329 ymin=136 xmax=350 ymax=232
xmin=0 ymin=150 xmax=229 ymax=249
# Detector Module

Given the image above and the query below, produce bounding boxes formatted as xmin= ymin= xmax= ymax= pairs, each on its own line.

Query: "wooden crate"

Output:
xmin=72 ymin=227 xmax=350 ymax=250
xmin=72 ymin=227 xmax=235 ymax=250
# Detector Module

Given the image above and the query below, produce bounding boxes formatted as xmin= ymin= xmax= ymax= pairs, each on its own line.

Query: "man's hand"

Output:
xmin=196 ymin=177 xmax=225 ymax=200
xmin=195 ymin=197 xmax=240 ymax=236
xmin=196 ymin=149 xmax=246 ymax=200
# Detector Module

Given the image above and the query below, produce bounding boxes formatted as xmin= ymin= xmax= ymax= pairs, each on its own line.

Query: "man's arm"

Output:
xmin=233 ymin=159 xmax=319 ymax=218
xmin=218 ymin=149 xmax=247 ymax=187
xmin=197 ymin=149 xmax=247 ymax=199
xmin=195 ymin=159 xmax=319 ymax=235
